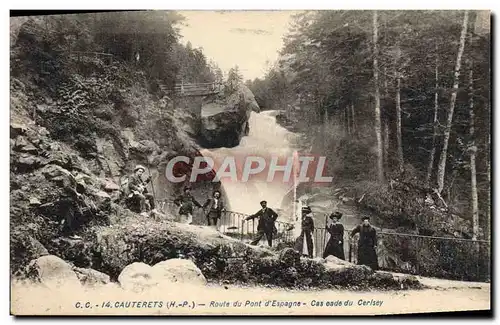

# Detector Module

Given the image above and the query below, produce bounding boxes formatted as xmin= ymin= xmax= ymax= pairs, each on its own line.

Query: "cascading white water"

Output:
xmin=200 ymin=110 xmax=299 ymax=217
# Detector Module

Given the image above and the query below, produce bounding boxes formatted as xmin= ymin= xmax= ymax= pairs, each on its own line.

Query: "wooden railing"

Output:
xmin=173 ymin=82 xmax=223 ymax=96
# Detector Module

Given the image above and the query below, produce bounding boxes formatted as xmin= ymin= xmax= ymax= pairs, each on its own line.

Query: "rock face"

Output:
xmin=200 ymin=84 xmax=260 ymax=148
xmin=26 ymin=255 xmax=81 ymax=289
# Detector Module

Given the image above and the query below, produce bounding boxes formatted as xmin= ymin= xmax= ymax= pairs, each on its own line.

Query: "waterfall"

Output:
xmin=200 ymin=110 xmax=299 ymax=217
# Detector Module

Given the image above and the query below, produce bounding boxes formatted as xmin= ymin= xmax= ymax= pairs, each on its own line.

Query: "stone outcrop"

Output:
xmin=200 ymin=84 xmax=260 ymax=148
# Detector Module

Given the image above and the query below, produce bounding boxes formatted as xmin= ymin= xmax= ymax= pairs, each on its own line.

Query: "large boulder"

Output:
xmin=200 ymin=84 xmax=260 ymax=148
xmin=117 ymin=259 xmax=207 ymax=292
xmin=26 ymin=255 xmax=81 ymax=289
xmin=73 ymin=267 xmax=110 ymax=287
xmin=118 ymin=262 xmax=159 ymax=292
xmin=152 ymin=259 xmax=207 ymax=285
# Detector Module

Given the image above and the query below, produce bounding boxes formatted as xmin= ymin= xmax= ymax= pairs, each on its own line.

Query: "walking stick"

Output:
xmin=146 ymin=160 xmax=157 ymax=203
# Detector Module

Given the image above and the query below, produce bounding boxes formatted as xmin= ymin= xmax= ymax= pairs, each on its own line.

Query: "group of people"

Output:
xmin=123 ymin=165 xmax=226 ymax=229
xmin=294 ymin=205 xmax=379 ymax=270
xmin=122 ymin=165 xmax=379 ymax=270
xmin=239 ymin=202 xmax=379 ymax=270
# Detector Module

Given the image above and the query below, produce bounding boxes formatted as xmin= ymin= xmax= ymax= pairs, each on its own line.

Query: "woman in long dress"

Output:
xmin=323 ymin=212 xmax=345 ymax=260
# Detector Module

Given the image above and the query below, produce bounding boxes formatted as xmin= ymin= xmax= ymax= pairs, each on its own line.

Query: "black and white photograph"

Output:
xmin=8 ymin=9 xmax=491 ymax=316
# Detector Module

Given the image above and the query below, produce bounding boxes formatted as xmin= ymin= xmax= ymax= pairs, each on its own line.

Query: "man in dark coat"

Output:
xmin=294 ymin=206 xmax=315 ymax=257
xmin=203 ymin=190 xmax=225 ymax=230
xmin=349 ymin=216 xmax=378 ymax=270
xmin=323 ymin=211 xmax=345 ymax=260
xmin=128 ymin=165 xmax=155 ymax=213
xmin=243 ymin=200 xmax=278 ymax=247
xmin=174 ymin=186 xmax=202 ymax=224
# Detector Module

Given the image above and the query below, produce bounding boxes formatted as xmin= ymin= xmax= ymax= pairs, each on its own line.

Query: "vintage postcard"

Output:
xmin=9 ymin=9 xmax=491 ymax=316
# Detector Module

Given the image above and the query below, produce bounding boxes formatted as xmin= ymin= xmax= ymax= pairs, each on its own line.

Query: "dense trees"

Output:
xmin=14 ymin=11 xmax=218 ymax=90
xmin=247 ymin=10 xmax=490 ymax=239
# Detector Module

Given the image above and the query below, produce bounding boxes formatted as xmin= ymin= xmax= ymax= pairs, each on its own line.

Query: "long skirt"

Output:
xmin=323 ymin=238 xmax=345 ymax=260
xmin=357 ymin=245 xmax=378 ymax=270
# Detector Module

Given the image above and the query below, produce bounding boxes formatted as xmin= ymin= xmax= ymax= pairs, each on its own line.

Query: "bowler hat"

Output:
xmin=301 ymin=206 xmax=312 ymax=213
xmin=329 ymin=211 xmax=343 ymax=220
xmin=361 ymin=216 xmax=370 ymax=221
xmin=260 ymin=200 xmax=267 ymax=205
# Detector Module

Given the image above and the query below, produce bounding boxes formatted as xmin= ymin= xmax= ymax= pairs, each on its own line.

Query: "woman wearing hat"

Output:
xmin=323 ymin=212 xmax=345 ymax=260
xmin=349 ymin=216 xmax=378 ymax=270
xmin=294 ymin=206 xmax=315 ymax=258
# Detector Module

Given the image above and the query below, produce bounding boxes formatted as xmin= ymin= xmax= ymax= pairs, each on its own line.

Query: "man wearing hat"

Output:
xmin=203 ymin=190 xmax=226 ymax=231
xmin=294 ymin=206 xmax=315 ymax=258
xmin=243 ymin=200 xmax=278 ymax=247
xmin=349 ymin=216 xmax=378 ymax=270
xmin=174 ymin=186 xmax=202 ymax=224
xmin=128 ymin=165 xmax=155 ymax=213
xmin=323 ymin=212 xmax=345 ymax=260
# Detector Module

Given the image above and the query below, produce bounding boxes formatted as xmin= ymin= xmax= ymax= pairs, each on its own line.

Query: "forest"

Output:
xmin=247 ymin=11 xmax=491 ymax=244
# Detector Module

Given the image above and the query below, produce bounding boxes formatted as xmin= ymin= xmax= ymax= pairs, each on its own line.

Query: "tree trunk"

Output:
xmin=467 ymin=25 xmax=479 ymax=241
xmin=373 ymin=11 xmax=384 ymax=182
xmin=383 ymin=120 xmax=390 ymax=176
xmin=436 ymin=10 xmax=469 ymax=194
xmin=426 ymin=43 xmax=440 ymax=187
xmin=346 ymin=106 xmax=351 ymax=135
xmin=395 ymin=62 xmax=404 ymax=171
xmin=351 ymin=103 xmax=356 ymax=134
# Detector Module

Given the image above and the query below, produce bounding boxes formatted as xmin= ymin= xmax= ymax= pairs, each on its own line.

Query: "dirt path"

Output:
xmin=11 ymin=278 xmax=490 ymax=316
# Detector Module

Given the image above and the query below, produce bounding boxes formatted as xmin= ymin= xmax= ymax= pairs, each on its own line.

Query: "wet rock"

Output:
xmin=152 ymin=259 xmax=207 ymax=286
xmin=73 ymin=267 xmax=110 ymax=286
xmin=26 ymin=255 xmax=81 ymax=289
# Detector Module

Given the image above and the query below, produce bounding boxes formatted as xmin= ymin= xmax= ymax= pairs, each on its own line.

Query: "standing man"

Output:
xmin=203 ymin=190 xmax=225 ymax=231
xmin=323 ymin=211 xmax=345 ymax=260
xmin=243 ymin=200 xmax=278 ymax=247
xmin=294 ymin=206 xmax=315 ymax=258
xmin=349 ymin=216 xmax=378 ymax=270
xmin=128 ymin=165 xmax=155 ymax=213
xmin=174 ymin=186 xmax=202 ymax=224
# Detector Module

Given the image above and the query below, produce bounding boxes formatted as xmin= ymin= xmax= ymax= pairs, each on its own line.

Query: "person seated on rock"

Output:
xmin=203 ymin=190 xmax=226 ymax=231
xmin=174 ymin=186 xmax=202 ymax=224
xmin=127 ymin=165 xmax=155 ymax=213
